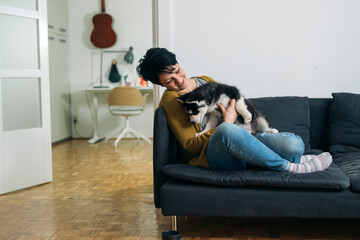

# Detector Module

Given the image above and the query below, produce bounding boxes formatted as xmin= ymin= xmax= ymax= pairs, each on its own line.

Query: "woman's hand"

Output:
xmin=217 ymin=99 xmax=239 ymax=123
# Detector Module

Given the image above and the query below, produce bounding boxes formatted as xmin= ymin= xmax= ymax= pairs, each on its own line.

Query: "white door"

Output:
xmin=0 ymin=0 xmax=52 ymax=194
xmin=48 ymin=32 xmax=71 ymax=143
xmin=48 ymin=0 xmax=71 ymax=143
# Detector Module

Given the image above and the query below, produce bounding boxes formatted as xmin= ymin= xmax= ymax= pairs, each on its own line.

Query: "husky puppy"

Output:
xmin=176 ymin=82 xmax=278 ymax=137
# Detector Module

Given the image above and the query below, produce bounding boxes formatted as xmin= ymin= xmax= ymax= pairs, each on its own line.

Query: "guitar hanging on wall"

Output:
xmin=90 ymin=0 xmax=117 ymax=48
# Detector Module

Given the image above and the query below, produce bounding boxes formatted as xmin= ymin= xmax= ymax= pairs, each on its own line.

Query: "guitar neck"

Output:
xmin=101 ymin=0 xmax=106 ymax=13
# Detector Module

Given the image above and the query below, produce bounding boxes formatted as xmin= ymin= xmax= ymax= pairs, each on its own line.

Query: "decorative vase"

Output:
xmin=108 ymin=59 xmax=121 ymax=83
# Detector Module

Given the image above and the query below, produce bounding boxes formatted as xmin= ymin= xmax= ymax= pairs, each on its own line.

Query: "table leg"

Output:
xmin=88 ymin=92 xmax=102 ymax=143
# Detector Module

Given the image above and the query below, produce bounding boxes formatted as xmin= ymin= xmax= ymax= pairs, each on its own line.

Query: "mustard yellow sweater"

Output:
xmin=159 ymin=76 xmax=216 ymax=169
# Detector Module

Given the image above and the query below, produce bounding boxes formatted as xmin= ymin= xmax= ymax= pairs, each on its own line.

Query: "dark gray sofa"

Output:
xmin=153 ymin=93 xmax=360 ymax=224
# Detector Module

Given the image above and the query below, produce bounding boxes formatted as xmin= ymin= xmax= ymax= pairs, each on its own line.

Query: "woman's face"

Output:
xmin=158 ymin=64 xmax=188 ymax=92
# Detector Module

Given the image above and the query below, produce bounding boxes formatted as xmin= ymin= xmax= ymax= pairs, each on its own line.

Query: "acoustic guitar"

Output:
xmin=90 ymin=0 xmax=117 ymax=48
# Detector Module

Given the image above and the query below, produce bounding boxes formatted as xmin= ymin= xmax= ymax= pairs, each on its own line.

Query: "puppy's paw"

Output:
xmin=267 ymin=128 xmax=279 ymax=133
xmin=195 ymin=132 xmax=203 ymax=137
xmin=244 ymin=115 xmax=252 ymax=125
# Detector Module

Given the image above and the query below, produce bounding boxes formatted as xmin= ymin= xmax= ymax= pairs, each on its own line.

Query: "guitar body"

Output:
xmin=90 ymin=0 xmax=117 ymax=48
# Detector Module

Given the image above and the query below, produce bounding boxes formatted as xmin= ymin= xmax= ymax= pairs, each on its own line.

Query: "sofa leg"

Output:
xmin=172 ymin=215 xmax=177 ymax=231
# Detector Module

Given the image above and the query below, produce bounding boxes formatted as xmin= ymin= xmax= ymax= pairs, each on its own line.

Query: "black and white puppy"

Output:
xmin=176 ymin=82 xmax=278 ymax=137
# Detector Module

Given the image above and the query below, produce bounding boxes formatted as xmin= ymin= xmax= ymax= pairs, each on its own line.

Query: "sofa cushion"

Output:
xmin=163 ymin=162 xmax=350 ymax=190
xmin=329 ymin=92 xmax=360 ymax=153
xmin=308 ymin=98 xmax=332 ymax=151
xmin=249 ymin=96 xmax=311 ymax=150
xmin=333 ymin=152 xmax=360 ymax=193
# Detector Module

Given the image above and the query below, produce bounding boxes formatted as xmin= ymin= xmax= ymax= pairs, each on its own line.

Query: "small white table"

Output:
xmin=85 ymin=87 xmax=153 ymax=143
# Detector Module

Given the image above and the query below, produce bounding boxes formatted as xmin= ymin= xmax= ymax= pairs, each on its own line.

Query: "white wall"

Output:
xmin=159 ymin=0 xmax=360 ymax=98
xmin=67 ymin=0 xmax=153 ymax=139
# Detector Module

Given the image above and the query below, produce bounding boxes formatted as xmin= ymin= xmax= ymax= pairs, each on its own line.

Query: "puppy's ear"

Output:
xmin=176 ymin=97 xmax=184 ymax=104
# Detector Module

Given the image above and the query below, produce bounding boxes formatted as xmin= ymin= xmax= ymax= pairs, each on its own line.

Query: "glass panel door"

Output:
xmin=1 ymin=78 xmax=42 ymax=131
xmin=0 ymin=0 xmax=52 ymax=194
xmin=0 ymin=14 xmax=39 ymax=69
xmin=0 ymin=0 xmax=37 ymax=11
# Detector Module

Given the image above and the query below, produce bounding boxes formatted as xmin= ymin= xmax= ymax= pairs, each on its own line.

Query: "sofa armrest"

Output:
xmin=153 ymin=106 xmax=178 ymax=208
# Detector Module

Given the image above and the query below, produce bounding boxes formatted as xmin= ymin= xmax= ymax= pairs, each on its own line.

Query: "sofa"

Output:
xmin=153 ymin=93 xmax=360 ymax=225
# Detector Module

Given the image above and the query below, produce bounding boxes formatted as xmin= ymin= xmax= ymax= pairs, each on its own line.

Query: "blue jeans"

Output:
xmin=207 ymin=122 xmax=305 ymax=171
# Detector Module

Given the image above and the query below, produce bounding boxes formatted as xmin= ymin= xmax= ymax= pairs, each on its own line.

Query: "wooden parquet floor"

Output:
xmin=0 ymin=139 xmax=359 ymax=240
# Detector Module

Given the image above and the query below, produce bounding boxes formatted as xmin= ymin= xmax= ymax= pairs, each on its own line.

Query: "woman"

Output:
xmin=137 ymin=48 xmax=332 ymax=173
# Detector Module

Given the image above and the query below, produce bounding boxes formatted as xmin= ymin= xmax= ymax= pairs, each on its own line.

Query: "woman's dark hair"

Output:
xmin=136 ymin=48 xmax=178 ymax=85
